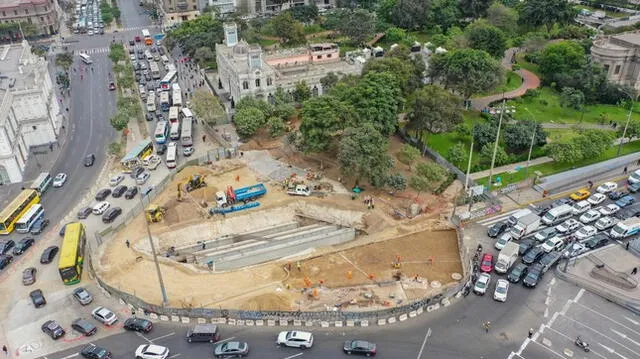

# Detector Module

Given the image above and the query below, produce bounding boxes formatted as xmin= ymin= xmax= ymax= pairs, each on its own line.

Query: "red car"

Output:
xmin=134 ymin=36 xmax=141 ymax=42
xmin=480 ymin=253 xmax=494 ymax=273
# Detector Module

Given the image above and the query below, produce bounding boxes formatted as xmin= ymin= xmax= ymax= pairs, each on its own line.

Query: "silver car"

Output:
xmin=73 ymin=287 xmax=93 ymax=305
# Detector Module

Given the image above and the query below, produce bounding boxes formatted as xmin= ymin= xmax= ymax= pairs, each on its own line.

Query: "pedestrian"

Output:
xmin=240 ymin=151 xmax=244 ymax=158
xmin=371 ymin=198 xmax=375 ymax=209
xmin=65 ymin=107 xmax=69 ymax=112
xmin=202 ymin=135 xmax=206 ymax=142
xmin=528 ymin=328 xmax=534 ymax=338
xmin=207 ymin=260 xmax=214 ymax=271
xmin=131 ymin=308 xmax=136 ymax=317
xmin=632 ymin=267 xmax=638 ymax=275
xmin=296 ymin=261 xmax=301 ymax=271
xmin=624 ymin=166 xmax=628 ymax=174
xmin=125 ymin=239 xmax=130 ymax=248
xmin=2 ymin=345 xmax=7 ymax=356
xmin=202 ymin=242 xmax=206 ymax=250
xmin=626 ymin=242 xmax=630 ymax=250
xmin=483 ymin=321 xmax=491 ymax=333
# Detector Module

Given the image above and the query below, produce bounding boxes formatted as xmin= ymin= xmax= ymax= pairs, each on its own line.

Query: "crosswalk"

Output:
xmin=73 ymin=47 xmax=110 ymax=55
xmin=476 ymin=204 xmax=540 ymax=227
xmin=120 ymin=25 xmax=159 ymax=32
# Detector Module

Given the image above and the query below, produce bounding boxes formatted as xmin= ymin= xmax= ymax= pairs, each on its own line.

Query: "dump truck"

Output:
xmin=287 ymin=184 xmax=311 ymax=196
xmin=510 ymin=213 xmax=541 ymax=239
xmin=494 ymin=242 xmax=519 ymax=274
xmin=145 ymin=204 xmax=166 ymax=223
xmin=216 ymin=183 xmax=266 ymax=207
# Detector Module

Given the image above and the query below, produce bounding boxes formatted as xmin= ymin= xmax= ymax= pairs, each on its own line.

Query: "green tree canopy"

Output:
xmin=55 ymin=52 xmax=73 ymax=69
xmin=271 ymin=12 xmax=306 ymax=45
xmin=300 ymin=95 xmax=354 ymax=152
xmin=560 ymin=87 xmax=585 ymax=111
xmin=338 ymin=124 xmax=394 ymax=187
xmin=428 ymin=0 xmax=462 ymax=32
xmin=465 ymin=20 xmax=507 ymax=58
xmin=472 ymin=120 xmax=498 ymax=149
xmin=362 ymin=57 xmax=414 ymax=94
xmin=334 ymin=9 xmax=376 ymax=45
xmin=191 ymin=90 xmax=226 ymax=125
xmin=407 ymin=85 xmax=464 ymax=139
xmin=460 ymin=0 xmax=491 ymax=18
xmin=287 ymin=4 xmax=319 ymax=23
xmin=486 ymin=2 xmax=519 ymax=33
xmin=519 ymin=0 xmax=577 ymax=32
xmin=390 ymin=0 xmax=429 ymax=30
xmin=503 ymin=120 xmax=547 ymax=153
xmin=166 ymin=15 xmax=224 ymax=59
xmin=398 ymin=144 xmax=421 ymax=170
xmin=536 ymin=41 xmax=586 ymax=84
xmin=447 ymin=142 xmax=467 ymax=167
xmin=234 ymin=107 xmax=266 ymax=138
xmin=293 ymin=81 xmax=312 ymax=103
xmin=480 ymin=144 xmax=511 ymax=166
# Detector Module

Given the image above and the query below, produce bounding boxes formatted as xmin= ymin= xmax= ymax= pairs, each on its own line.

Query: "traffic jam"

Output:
xmin=469 ymin=170 xmax=640 ymax=301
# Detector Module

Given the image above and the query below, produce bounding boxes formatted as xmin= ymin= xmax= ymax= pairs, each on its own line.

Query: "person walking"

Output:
xmin=624 ymin=166 xmax=628 ymax=174
xmin=528 ymin=328 xmax=534 ymax=338
xmin=483 ymin=321 xmax=491 ymax=333
xmin=632 ymin=267 xmax=638 ymax=275
xmin=2 ymin=345 xmax=8 ymax=356
xmin=125 ymin=239 xmax=130 ymax=248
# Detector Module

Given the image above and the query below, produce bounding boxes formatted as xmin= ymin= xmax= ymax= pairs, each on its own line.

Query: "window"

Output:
xmin=267 ymin=77 xmax=272 ymax=86
xmin=193 ymin=5 xmax=197 ymax=9
xmin=255 ymin=79 xmax=260 ymax=87
xmin=2 ymin=11 xmax=5 ymax=17
xmin=316 ymin=55 xmax=321 ymax=59
xmin=14 ymin=10 xmax=18 ymax=15
xmin=327 ymin=54 xmax=332 ymax=58
xmin=44 ymin=6 xmax=47 ymax=11
xmin=32 ymin=125 xmax=37 ymax=130
xmin=25 ymin=9 xmax=28 ymax=14
xmin=604 ymin=64 xmax=610 ymax=73
xmin=242 ymin=81 xmax=249 ymax=90
xmin=28 ymin=18 xmax=32 ymax=24
xmin=615 ymin=64 xmax=621 ymax=75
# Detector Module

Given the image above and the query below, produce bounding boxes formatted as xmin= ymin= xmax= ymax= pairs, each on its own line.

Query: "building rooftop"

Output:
xmin=0 ymin=0 xmax=49 ymax=9
xmin=0 ymin=42 xmax=39 ymax=91
xmin=613 ymin=32 xmax=640 ymax=47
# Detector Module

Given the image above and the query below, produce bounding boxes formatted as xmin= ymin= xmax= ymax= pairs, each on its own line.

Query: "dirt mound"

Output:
xmin=239 ymin=293 xmax=293 ymax=311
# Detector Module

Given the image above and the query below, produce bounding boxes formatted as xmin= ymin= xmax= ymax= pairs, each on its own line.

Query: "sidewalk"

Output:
xmin=469 ymin=156 xmax=553 ymax=180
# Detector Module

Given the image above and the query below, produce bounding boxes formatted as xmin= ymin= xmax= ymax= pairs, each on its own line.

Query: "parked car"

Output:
xmin=608 ymin=190 xmax=627 ymax=200
xmin=523 ymin=264 xmax=544 ymax=287
xmin=0 ymin=240 xmax=15 ymax=255
xmin=518 ymin=238 xmax=537 ymax=256
xmin=52 ymin=173 xmax=68 ymax=187
xmin=507 ymin=263 xmax=528 ymax=283
xmin=494 ymin=232 xmax=512 ymax=250
xmin=480 ymin=253 xmax=494 ymax=272
xmin=102 ymin=207 xmax=122 ymax=223
xmin=214 ymin=341 xmax=250 ymax=358
xmin=156 ymin=144 xmax=167 ymax=155
xmin=343 ymin=340 xmax=376 ymax=356
xmin=551 ymin=198 xmax=572 ymax=208
xmin=556 ymin=219 xmax=580 ymax=234
xmin=487 ymin=222 xmax=509 ymax=238
xmin=276 ymin=331 xmax=314 ymax=349
xmin=579 ymin=210 xmax=601 ymax=224
xmin=41 ymin=320 xmax=65 ymax=339
xmin=595 ymin=216 xmax=617 ymax=231
xmin=541 ymin=236 xmax=565 ymax=253
xmin=587 ymin=193 xmax=607 ymax=205
xmin=73 ymin=287 xmax=93 ymax=305
xmin=616 ymin=195 xmax=636 ymax=208
xmin=629 ymin=182 xmax=640 ymax=193
xmin=141 ymin=186 xmax=154 ymax=197
xmin=522 ymin=247 xmax=544 ymax=264
xmin=597 ymin=182 xmax=618 ymax=193
xmin=130 ymin=166 xmax=145 ymax=179
xmin=569 ymin=189 xmax=590 ymax=201
xmin=135 ymin=345 xmax=169 ymax=359
xmin=109 ymin=174 xmax=125 ymax=186
xmin=125 ymin=186 xmax=139 ymax=199
xmin=72 ymin=318 xmax=97 ymax=336
xmin=585 ymin=233 xmax=610 ymax=249
xmin=493 ymin=279 xmax=510 ymax=302
xmin=77 ymin=206 xmax=93 ymax=219
xmin=112 ymin=185 xmax=128 ymax=198
xmin=84 ymin=154 xmax=96 ymax=167
xmin=136 ymin=171 xmax=150 ymax=185
xmin=575 ymin=225 xmax=597 ymax=240
xmin=534 ymin=228 xmax=557 ymax=243
xmin=92 ymin=201 xmax=110 ymax=215
xmin=124 ymin=317 xmax=153 ymax=332
xmin=0 ymin=254 xmax=12 ymax=271
xmin=22 ymin=267 xmax=36 ymax=285
xmin=473 ymin=273 xmax=491 ymax=295
xmin=30 ymin=218 xmax=50 ymax=235
xmin=572 ymin=200 xmax=591 ymax=215
xmin=563 ymin=243 xmax=589 ymax=258
xmin=30 ymin=289 xmax=46 ymax=308
xmin=40 ymin=246 xmax=59 ymax=264
xmin=92 ymin=306 xmax=118 ymax=325
xmin=95 ymin=189 xmax=112 ymax=201
xmin=183 ymin=147 xmax=195 ymax=157
xmin=13 ymin=237 xmax=35 ymax=255
xmin=599 ymin=204 xmax=620 ymax=216
xmin=59 ymin=223 xmax=70 ymax=237
xmin=80 ymin=344 xmax=112 ymax=359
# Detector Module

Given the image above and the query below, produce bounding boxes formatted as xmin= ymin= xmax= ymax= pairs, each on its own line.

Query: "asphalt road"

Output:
xmin=116 ymin=0 xmax=151 ymax=29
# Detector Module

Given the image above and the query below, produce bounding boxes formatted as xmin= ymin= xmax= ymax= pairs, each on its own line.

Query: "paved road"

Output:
xmin=116 ymin=0 xmax=151 ymax=29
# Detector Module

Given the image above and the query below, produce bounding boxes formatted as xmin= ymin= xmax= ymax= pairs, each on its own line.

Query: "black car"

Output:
xmin=343 ymin=340 xmax=377 ymax=356
xmin=125 ymin=186 xmax=139 ymax=199
xmin=539 ymin=251 xmax=562 ymax=272
xmin=59 ymin=223 xmax=70 ymax=237
xmin=112 ymin=185 xmax=128 ymax=198
xmin=609 ymin=190 xmax=627 ymax=200
xmin=72 ymin=318 xmax=97 ymax=336
xmin=40 ymin=246 xmax=59 ymax=264
xmin=156 ymin=144 xmax=167 ymax=155
xmin=102 ymin=207 xmax=122 ymax=224
xmin=522 ymin=247 xmax=544 ymax=265
xmin=145 ymin=113 xmax=154 ymax=121
xmin=0 ymin=254 xmax=13 ymax=270
xmin=487 ymin=222 xmax=508 ymax=238
xmin=84 ymin=154 xmax=95 ymax=167
xmin=0 ymin=240 xmax=15 ymax=255
xmin=123 ymin=317 xmax=153 ymax=332
xmin=77 ymin=207 xmax=92 ymax=219
xmin=30 ymin=289 xmax=46 ymax=308
xmin=30 ymin=218 xmax=50 ymax=235
xmin=129 ymin=40 xmax=135 ymax=46
xmin=13 ymin=237 xmax=35 ymax=255
xmin=95 ymin=188 xmax=112 ymax=201
xmin=130 ymin=166 xmax=145 ymax=179
xmin=41 ymin=320 xmax=65 ymax=339
xmin=507 ymin=263 xmax=528 ymax=283
xmin=585 ymin=233 xmax=610 ymax=249
xmin=523 ymin=264 xmax=544 ymax=287
xmin=518 ymin=238 xmax=536 ymax=256
xmin=80 ymin=344 xmax=112 ymax=359
xmin=551 ymin=198 xmax=572 ymax=208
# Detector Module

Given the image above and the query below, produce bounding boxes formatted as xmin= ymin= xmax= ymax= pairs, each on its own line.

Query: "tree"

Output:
xmin=362 ymin=57 xmax=414 ymax=94
xmin=480 ymin=144 xmax=511 ymax=166
xmin=166 ymin=15 xmax=224 ymax=59
xmin=287 ymin=4 xmax=319 ymax=23
xmin=487 ymin=2 xmax=519 ymax=33
xmin=460 ymin=0 xmax=491 ymax=18
xmin=399 ymin=144 xmax=421 ymax=170
xmin=108 ymin=142 xmax=122 ymax=156
xmin=472 ymin=121 xmax=498 ymax=149
xmin=384 ymin=27 xmax=407 ymax=43
xmin=110 ymin=112 xmax=129 ymax=131
xmin=410 ymin=162 xmax=448 ymax=195
xmin=338 ymin=124 xmax=394 ymax=186
xmin=560 ymin=87 xmax=585 ymax=111
xmin=519 ymin=0 xmax=577 ymax=32
xmin=300 ymin=95 xmax=354 ymax=152
xmin=573 ymin=130 xmax=612 ymax=159
xmin=390 ymin=0 xmax=429 ymax=30
xmin=191 ymin=90 xmax=226 ymax=125
xmin=267 ymin=116 xmax=286 ymax=137
xmin=407 ymin=85 xmax=463 ymax=140
xmin=537 ymin=41 xmax=586 ymax=84
xmin=236 ymin=97 xmax=274 ymax=117
xmin=428 ymin=0 xmax=462 ymax=32
xmin=409 ymin=175 xmax=432 ymax=196
xmin=429 ymin=49 xmax=504 ymax=101
xmin=271 ymin=12 xmax=306 ymax=45
xmin=320 ymin=72 xmax=340 ymax=92
xmin=465 ymin=20 xmax=507 ymax=58
xmin=293 ymin=81 xmax=312 ymax=103
xmin=336 ymin=9 xmax=375 ymax=45
xmin=55 ymin=52 xmax=73 ymax=69
xmin=194 ymin=46 xmax=215 ymax=64
xmin=546 ymin=141 xmax=583 ymax=164
xmin=387 ymin=173 xmax=408 ymax=191
xmin=234 ymin=107 xmax=265 ymax=138
xmin=621 ymin=120 xmax=640 ymax=139
xmin=447 ymin=142 xmax=466 ymax=167
xmin=503 ymin=120 xmax=547 ymax=153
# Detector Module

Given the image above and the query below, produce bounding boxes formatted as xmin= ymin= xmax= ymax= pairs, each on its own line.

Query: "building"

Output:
xmin=161 ymin=0 xmax=201 ymax=27
xmin=591 ymin=32 xmax=640 ymax=89
xmin=214 ymin=23 xmax=362 ymax=106
xmin=0 ymin=0 xmax=59 ymax=37
xmin=236 ymin=0 xmax=333 ymax=14
xmin=0 ymin=41 xmax=61 ymax=184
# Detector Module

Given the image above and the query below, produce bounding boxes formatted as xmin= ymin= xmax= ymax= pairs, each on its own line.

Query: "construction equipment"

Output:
xmin=145 ymin=204 xmax=166 ymax=223
xmin=216 ymin=183 xmax=266 ymax=207
xmin=287 ymin=184 xmax=311 ymax=196
xmin=177 ymin=174 xmax=207 ymax=201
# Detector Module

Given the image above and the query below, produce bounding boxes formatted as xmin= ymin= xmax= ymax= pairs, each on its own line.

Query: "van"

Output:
xmin=139 ymin=85 xmax=147 ymax=99
xmin=161 ymin=55 xmax=170 ymax=65
xmin=628 ymin=169 xmax=640 ymax=184
xmin=145 ymin=50 xmax=153 ymax=61
xmin=542 ymin=204 xmax=574 ymax=225
xmin=186 ymin=324 xmax=220 ymax=343
xmin=508 ymin=209 xmax=532 ymax=226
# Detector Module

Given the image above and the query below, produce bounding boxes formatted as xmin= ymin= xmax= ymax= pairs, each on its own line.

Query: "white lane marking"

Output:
xmin=59 ymin=354 xmax=79 ymax=359
xmin=611 ymin=328 xmax=640 ymax=348
xmin=283 ymin=353 xmax=303 ymax=359
xmin=571 ymin=300 xmax=640 ymax=336
xmin=213 ymin=337 xmax=236 ymax=345
xmin=574 ymin=288 xmax=585 ymax=302
xmin=543 ymin=325 xmax=608 ymax=359
xmin=416 ymin=328 xmax=432 ymax=359
xmin=136 ymin=331 xmax=152 ymax=343
xmin=167 ymin=354 xmax=181 ymax=359
xmin=560 ymin=314 xmax=640 ymax=356
xmin=599 ymin=343 xmax=630 ymax=359
xmin=624 ymin=317 xmax=640 ymax=326
xmin=526 ymin=338 xmax=569 ymax=358
xmin=150 ymin=332 xmax=175 ymax=342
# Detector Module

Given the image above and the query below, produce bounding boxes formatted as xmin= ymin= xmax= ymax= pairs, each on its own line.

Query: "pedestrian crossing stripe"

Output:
xmin=120 ymin=25 xmax=160 ymax=32
xmin=73 ymin=47 xmax=109 ymax=55
xmin=475 ymin=204 xmax=539 ymax=227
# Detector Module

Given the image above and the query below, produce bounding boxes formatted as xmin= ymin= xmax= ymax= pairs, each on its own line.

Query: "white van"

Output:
xmin=145 ymin=50 xmax=153 ymax=61
xmin=542 ymin=204 xmax=574 ymax=226
xmin=508 ymin=209 xmax=532 ymax=226
xmin=139 ymin=85 xmax=147 ymax=100
xmin=571 ymin=200 xmax=591 ymax=215
xmin=161 ymin=55 xmax=170 ymax=65
xmin=628 ymin=169 xmax=640 ymax=184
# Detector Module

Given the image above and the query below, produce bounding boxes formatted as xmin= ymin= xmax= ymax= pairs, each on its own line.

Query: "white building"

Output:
xmin=0 ymin=41 xmax=61 ymax=184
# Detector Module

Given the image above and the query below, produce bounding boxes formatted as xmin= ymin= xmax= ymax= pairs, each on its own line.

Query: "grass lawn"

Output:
xmin=257 ymin=38 xmax=278 ymax=47
xmin=545 ymin=128 xmax=580 ymax=143
xmin=473 ymin=71 xmax=523 ymax=98
xmin=515 ymin=53 xmax=540 ymax=76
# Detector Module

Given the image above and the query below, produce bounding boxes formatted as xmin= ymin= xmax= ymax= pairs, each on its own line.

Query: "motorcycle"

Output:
xmin=575 ymin=336 xmax=590 ymax=352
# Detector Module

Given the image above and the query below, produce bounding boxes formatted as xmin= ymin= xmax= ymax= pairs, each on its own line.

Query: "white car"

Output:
xmin=541 ymin=236 xmax=565 ymax=252
xmin=135 ymin=344 xmax=169 ymax=359
xmin=143 ymin=155 xmax=161 ymax=170
xmin=276 ymin=331 xmax=314 ymax=349
xmin=599 ymin=204 xmax=620 ymax=216
xmin=587 ymin=193 xmax=607 ymax=205
xmin=595 ymin=216 xmax=618 ymax=231
xmin=92 ymin=201 xmax=110 ymax=215
xmin=556 ymin=218 xmax=580 ymax=234
xmin=52 ymin=173 xmax=67 ymax=187
xmin=579 ymin=209 xmax=601 ymax=224
xmin=575 ymin=225 xmax=597 ymax=240
xmin=130 ymin=54 xmax=136 ymax=61
xmin=136 ymin=171 xmax=150 ymax=185
xmin=597 ymin=182 xmax=618 ymax=194
xmin=494 ymin=232 xmax=512 ymax=250
xmin=473 ymin=273 xmax=491 ymax=295
xmin=109 ymin=174 xmax=125 ymax=187
xmin=563 ymin=243 xmax=589 ymax=258
xmin=91 ymin=306 xmax=118 ymax=325
xmin=571 ymin=200 xmax=591 ymax=215
xmin=493 ymin=279 xmax=509 ymax=302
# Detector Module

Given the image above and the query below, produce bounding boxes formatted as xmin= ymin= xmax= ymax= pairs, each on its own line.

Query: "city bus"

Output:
xmin=149 ymin=61 xmax=161 ymax=79
xmin=120 ymin=139 xmax=154 ymax=170
xmin=168 ymin=106 xmax=179 ymax=124
xmin=160 ymin=91 xmax=170 ymax=111
xmin=142 ymin=29 xmax=152 ymax=45
xmin=154 ymin=121 xmax=169 ymax=144
xmin=181 ymin=117 xmax=193 ymax=147
xmin=15 ymin=204 xmax=44 ymax=233
xmin=146 ymin=93 xmax=156 ymax=112
xmin=78 ymin=53 xmax=92 ymax=64
xmin=0 ymin=189 xmax=40 ymax=235
xmin=172 ymin=85 xmax=182 ymax=108
xmin=30 ymin=172 xmax=52 ymax=194
xmin=160 ymin=70 xmax=177 ymax=91
xmin=180 ymin=107 xmax=193 ymax=122
xmin=58 ymin=222 xmax=87 ymax=285
xmin=166 ymin=142 xmax=177 ymax=169
xmin=169 ymin=122 xmax=181 ymax=140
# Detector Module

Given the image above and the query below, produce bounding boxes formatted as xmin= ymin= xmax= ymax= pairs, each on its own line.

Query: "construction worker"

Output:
xmin=125 ymin=239 xmax=130 ymax=248
xmin=483 ymin=321 xmax=491 ymax=333
xmin=296 ymin=261 xmax=301 ymax=271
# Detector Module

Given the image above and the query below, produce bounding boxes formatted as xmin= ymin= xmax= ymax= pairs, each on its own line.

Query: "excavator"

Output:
xmin=145 ymin=204 xmax=166 ymax=223
xmin=177 ymin=174 xmax=207 ymax=201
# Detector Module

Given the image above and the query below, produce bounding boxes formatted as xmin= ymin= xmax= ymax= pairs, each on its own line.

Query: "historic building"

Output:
xmin=0 ymin=0 xmax=59 ymax=37
xmin=591 ymin=31 xmax=640 ymax=89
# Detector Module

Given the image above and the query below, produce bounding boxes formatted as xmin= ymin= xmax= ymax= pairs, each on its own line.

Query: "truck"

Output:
xmin=215 ymin=183 xmax=266 ymax=207
xmin=508 ymin=209 xmax=532 ymax=226
xmin=287 ymin=184 xmax=311 ymax=196
xmin=510 ymin=213 xmax=541 ymax=239
xmin=494 ymin=242 xmax=519 ymax=274
xmin=609 ymin=217 xmax=640 ymax=238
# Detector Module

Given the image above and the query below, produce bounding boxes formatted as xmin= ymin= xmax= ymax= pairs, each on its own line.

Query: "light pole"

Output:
xmin=487 ymin=98 xmax=507 ymax=187
xmin=523 ymin=107 xmax=537 ymax=179
xmin=139 ymin=195 xmax=170 ymax=307
xmin=618 ymin=89 xmax=640 ymax=156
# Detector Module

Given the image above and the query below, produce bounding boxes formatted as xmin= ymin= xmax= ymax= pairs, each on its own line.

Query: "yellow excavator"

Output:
xmin=145 ymin=204 xmax=166 ymax=223
xmin=177 ymin=174 xmax=207 ymax=201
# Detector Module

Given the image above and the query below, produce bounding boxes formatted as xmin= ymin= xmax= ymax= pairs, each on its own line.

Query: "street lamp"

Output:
xmin=618 ymin=88 xmax=640 ymax=156
xmin=139 ymin=194 xmax=170 ymax=307
xmin=523 ymin=107 xmax=537 ymax=179
xmin=487 ymin=98 xmax=507 ymax=187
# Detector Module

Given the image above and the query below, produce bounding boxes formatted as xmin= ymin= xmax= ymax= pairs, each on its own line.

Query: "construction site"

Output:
xmin=94 ymin=151 xmax=464 ymax=312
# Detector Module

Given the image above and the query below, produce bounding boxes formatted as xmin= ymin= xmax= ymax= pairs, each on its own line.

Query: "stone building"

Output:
xmin=591 ymin=32 xmax=640 ymax=89
xmin=0 ymin=41 xmax=61 ymax=184
xmin=161 ymin=0 xmax=202 ymax=26
xmin=0 ymin=0 xmax=59 ymax=37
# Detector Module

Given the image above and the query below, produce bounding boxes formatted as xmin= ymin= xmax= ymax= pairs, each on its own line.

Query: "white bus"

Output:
xmin=142 ymin=29 xmax=152 ymax=45
xmin=154 ymin=121 xmax=169 ymax=144
xmin=168 ymin=106 xmax=179 ymax=124
xmin=30 ymin=172 xmax=52 ymax=194
xmin=149 ymin=61 xmax=160 ymax=79
xmin=15 ymin=204 xmax=44 ymax=233
xmin=172 ymin=88 xmax=182 ymax=108
xmin=169 ymin=122 xmax=181 ymax=140
xmin=160 ymin=70 xmax=177 ymax=91
xmin=146 ymin=92 xmax=156 ymax=112
xmin=180 ymin=107 xmax=194 ymax=122
xmin=181 ymin=117 xmax=193 ymax=147
xmin=160 ymin=91 xmax=171 ymax=111
xmin=78 ymin=53 xmax=92 ymax=64
xmin=166 ymin=142 xmax=177 ymax=169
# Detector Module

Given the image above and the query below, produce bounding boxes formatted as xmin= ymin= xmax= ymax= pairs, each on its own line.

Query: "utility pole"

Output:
xmin=464 ymin=141 xmax=474 ymax=192
xmin=618 ymin=88 xmax=639 ymax=156
xmin=524 ymin=108 xmax=537 ymax=179
xmin=487 ymin=99 xmax=506 ymax=187
xmin=140 ymin=195 xmax=169 ymax=307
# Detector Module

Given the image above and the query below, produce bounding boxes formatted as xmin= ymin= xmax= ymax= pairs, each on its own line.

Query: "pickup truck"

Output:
xmin=287 ymin=185 xmax=311 ymax=196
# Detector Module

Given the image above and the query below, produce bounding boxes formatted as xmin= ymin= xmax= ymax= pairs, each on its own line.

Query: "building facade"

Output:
xmin=161 ymin=0 xmax=201 ymax=27
xmin=591 ymin=32 xmax=640 ymax=89
xmin=0 ymin=0 xmax=59 ymax=37
xmin=0 ymin=41 xmax=60 ymax=184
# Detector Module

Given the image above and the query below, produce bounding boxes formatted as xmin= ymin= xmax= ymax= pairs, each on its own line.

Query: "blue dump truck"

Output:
xmin=210 ymin=183 xmax=266 ymax=214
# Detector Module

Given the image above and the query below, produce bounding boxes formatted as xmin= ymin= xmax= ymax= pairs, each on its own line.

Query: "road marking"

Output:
xmin=150 ymin=332 xmax=175 ymax=342
xmin=167 ymin=354 xmax=181 ymax=359
xmin=599 ymin=343 xmax=630 ymax=359
xmin=136 ymin=331 xmax=152 ymax=343
xmin=611 ymin=328 xmax=640 ymax=347
xmin=574 ymin=288 xmax=585 ymax=302
xmin=571 ymin=300 xmax=640 ymax=336
xmin=283 ymin=353 xmax=303 ymax=359
xmin=213 ymin=336 xmax=236 ymax=344
xmin=59 ymin=354 xmax=79 ymax=359
xmin=527 ymin=337 xmax=568 ymax=358
xmin=416 ymin=328 xmax=432 ymax=359
xmin=624 ymin=317 xmax=640 ymax=326
xmin=543 ymin=325 xmax=608 ymax=359
xmin=560 ymin=314 xmax=640 ymax=356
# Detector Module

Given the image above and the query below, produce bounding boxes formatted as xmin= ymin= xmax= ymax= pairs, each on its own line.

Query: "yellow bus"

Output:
xmin=120 ymin=139 xmax=154 ymax=171
xmin=0 ymin=189 xmax=40 ymax=235
xmin=58 ymin=222 xmax=87 ymax=285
